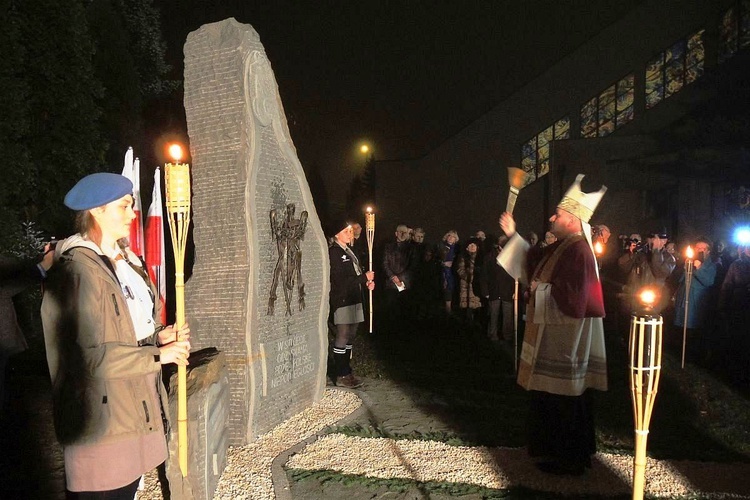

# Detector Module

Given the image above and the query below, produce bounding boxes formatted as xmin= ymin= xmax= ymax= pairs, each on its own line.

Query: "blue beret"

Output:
xmin=64 ymin=173 xmax=133 ymax=210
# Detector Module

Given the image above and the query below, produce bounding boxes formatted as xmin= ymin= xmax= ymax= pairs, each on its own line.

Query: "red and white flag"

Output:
xmin=121 ymin=147 xmax=144 ymax=259
xmin=145 ymin=168 xmax=167 ymax=324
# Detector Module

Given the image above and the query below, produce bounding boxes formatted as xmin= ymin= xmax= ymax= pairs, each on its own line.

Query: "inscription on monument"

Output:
xmin=270 ymin=333 xmax=314 ymax=389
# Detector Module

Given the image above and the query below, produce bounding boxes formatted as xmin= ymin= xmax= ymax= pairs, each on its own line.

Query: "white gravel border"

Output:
xmin=137 ymin=387 xmax=750 ymax=499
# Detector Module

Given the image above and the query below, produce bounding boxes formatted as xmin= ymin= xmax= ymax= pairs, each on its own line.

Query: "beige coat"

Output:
xmin=41 ymin=242 xmax=167 ymax=446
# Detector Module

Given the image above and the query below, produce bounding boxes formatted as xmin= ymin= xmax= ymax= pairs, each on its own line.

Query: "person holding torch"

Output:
xmin=328 ymin=219 xmax=375 ymax=388
xmin=497 ymin=174 xmax=608 ymax=476
xmin=41 ymin=173 xmax=191 ymax=498
xmin=673 ymin=238 xmax=716 ymax=364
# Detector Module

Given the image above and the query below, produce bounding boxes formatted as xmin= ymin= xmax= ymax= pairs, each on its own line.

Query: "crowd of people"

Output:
xmin=329 ymin=214 xmax=750 ymax=391
xmin=604 ymin=228 xmax=750 ymax=384
xmin=330 ymin=176 xmax=750 ymax=477
xmin=2 ymin=169 xmax=749 ymax=490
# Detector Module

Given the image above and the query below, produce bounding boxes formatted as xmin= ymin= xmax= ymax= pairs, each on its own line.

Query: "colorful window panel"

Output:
xmin=598 ymin=85 xmax=616 ymax=137
xmin=645 ymin=29 xmax=704 ymax=109
xmin=645 ymin=55 xmax=664 ymax=109
xmin=616 ymin=74 xmax=635 ymax=126
xmin=580 ymin=74 xmax=634 ymax=137
xmin=742 ymin=0 xmax=750 ymax=49
xmin=580 ymin=97 xmax=597 ymax=138
xmin=554 ymin=117 xmax=570 ymax=140
xmin=685 ymin=30 xmax=705 ymax=85
xmin=719 ymin=7 xmax=738 ymax=62
xmin=520 ymin=117 xmax=570 ymax=180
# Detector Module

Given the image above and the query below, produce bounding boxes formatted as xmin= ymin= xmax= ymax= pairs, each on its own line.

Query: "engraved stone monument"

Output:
xmin=182 ymin=18 xmax=329 ymax=448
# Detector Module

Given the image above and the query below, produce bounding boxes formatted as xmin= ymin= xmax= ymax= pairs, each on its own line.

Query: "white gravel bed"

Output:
xmin=136 ymin=386 xmax=750 ymax=499
xmin=288 ymin=434 xmax=750 ymax=498
xmin=137 ymin=388 xmax=362 ymax=499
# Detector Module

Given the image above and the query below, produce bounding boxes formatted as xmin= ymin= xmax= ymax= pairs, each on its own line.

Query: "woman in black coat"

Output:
xmin=328 ymin=220 xmax=374 ymax=388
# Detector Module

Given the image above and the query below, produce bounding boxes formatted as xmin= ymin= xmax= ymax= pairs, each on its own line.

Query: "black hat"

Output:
xmin=326 ymin=218 xmax=352 ymax=238
xmin=650 ymin=228 xmax=668 ymax=239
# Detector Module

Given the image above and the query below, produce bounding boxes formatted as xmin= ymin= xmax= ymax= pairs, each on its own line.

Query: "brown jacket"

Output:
xmin=41 ymin=243 xmax=168 ymax=447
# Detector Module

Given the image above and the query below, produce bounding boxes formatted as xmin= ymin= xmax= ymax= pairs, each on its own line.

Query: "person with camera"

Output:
xmin=673 ymin=238 xmax=716 ymax=364
xmin=617 ymin=229 xmax=676 ymax=313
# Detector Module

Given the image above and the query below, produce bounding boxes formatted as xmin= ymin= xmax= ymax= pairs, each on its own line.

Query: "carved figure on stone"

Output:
xmin=268 ymin=203 xmax=308 ymax=315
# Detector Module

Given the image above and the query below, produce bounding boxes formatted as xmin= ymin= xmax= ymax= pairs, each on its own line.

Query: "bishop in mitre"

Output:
xmin=498 ymin=174 xmax=607 ymax=476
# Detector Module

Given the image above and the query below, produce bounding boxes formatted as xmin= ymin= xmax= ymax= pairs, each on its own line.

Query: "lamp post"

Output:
xmin=164 ymin=143 xmax=191 ymax=477
xmin=629 ymin=287 xmax=664 ymax=500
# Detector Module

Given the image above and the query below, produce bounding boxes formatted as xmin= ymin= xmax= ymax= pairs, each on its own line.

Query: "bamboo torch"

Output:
xmin=505 ymin=167 xmax=529 ymax=371
xmin=365 ymin=206 xmax=375 ymax=333
xmin=681 ymin=245 xmax=694 ymax=369
xmin=165 ymin=143 xmax=191 ymax=477
xmin=629 ymin=287 xmax=664 ymax=500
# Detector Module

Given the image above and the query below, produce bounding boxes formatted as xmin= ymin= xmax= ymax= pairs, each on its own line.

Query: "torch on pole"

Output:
xmin=629 ymin=287 xmax=664 ymax=500
xmin=505 ymin=167 xmax=529 ymax=371
xmin=681 ymin=245 xmax=694 ymax=369
xmin=365 ymin=207 xmax=375 ymax=333
xmin=165 ymin=144 xmax=191 ymax=477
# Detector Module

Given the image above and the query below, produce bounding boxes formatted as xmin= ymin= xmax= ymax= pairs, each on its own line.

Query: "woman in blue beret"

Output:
xmin=41 ymin=172 xmax=191 ymax=499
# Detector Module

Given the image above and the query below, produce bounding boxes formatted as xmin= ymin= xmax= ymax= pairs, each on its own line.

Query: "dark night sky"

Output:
xmin=154 ymin=1 xmax=643 ymax=212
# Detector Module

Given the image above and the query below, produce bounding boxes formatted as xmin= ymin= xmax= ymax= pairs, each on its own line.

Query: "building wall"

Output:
xmin=377 ymin=0 xmax=736 ymax=245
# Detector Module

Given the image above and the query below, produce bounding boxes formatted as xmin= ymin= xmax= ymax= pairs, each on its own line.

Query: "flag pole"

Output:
xmin=165 ymin=145 xmax=191 ymax=477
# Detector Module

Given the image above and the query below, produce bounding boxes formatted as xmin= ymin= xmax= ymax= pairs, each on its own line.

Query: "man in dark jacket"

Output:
xmin=381 ymin=224 xmax=415 ymax=329
xmin=1 ymin=246 xmax=54 ymax=412
xmin=481 ymin=236 xmax=516 ymax=342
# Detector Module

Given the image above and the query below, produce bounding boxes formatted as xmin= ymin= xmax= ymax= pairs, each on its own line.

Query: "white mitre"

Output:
xmin=557 ymin=174 xmax=607 ymax=223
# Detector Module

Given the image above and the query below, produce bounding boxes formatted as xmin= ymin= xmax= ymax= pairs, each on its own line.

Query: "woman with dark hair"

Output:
xmin=42 ymin=172 xmax=191 ymax=499
xmin=456 ymin=237 xmax=483 ymax=324
xmin=328 ymin=219 xmax=374 ymax=388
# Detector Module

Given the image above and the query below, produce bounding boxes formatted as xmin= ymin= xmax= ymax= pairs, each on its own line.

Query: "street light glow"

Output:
xmin=360 ymin=144 xmax=370 ymax=154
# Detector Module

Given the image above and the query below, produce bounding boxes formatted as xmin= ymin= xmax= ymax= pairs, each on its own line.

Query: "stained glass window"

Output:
xmin=719 ymin=7 xmax=738 ymax=63
xmin=580 ymin=74 xmax=634 ymax=138
xmin=645 ymin=29 xmax=704 ymax=109
xmin=520 ymin=116 xmax=570 ymax=181
xmin=721 ymin=1 xmax=750 ymax=63
xmin=742 ymin=0 xmax=750 ymax=49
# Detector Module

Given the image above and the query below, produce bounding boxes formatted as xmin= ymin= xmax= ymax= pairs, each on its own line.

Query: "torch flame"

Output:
xmin=639 ymin=288 xmax=657 ymax=306
xmin=366 ymin=206 xmax=372 ymax=213
xmin=594 ymin=241 xmax=604 ymax=255
xmin=507 ymin=167 xmax=530 ymax=190
xmin=685 ymin=245 xmax=694 ymax=259
xmin=168 ymin=144 xmax=184 ymax=163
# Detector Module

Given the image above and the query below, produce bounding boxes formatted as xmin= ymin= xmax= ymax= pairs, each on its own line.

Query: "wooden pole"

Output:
xmin=365 ymin=207 xmax=375 ymax=333
xmin=165 ymin=160 xmax=191 ymax=477
xmin=681 ymin=258 xmax=694 ymax=369
xmin=629 ymin=313 xmax=663 ymax=500
xmin=513 ymin=279 xmax=519 ymax=372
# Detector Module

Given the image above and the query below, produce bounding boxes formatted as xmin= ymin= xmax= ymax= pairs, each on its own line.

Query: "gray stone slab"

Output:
xmin=183 ymin=18 xmax=329 ymax=447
